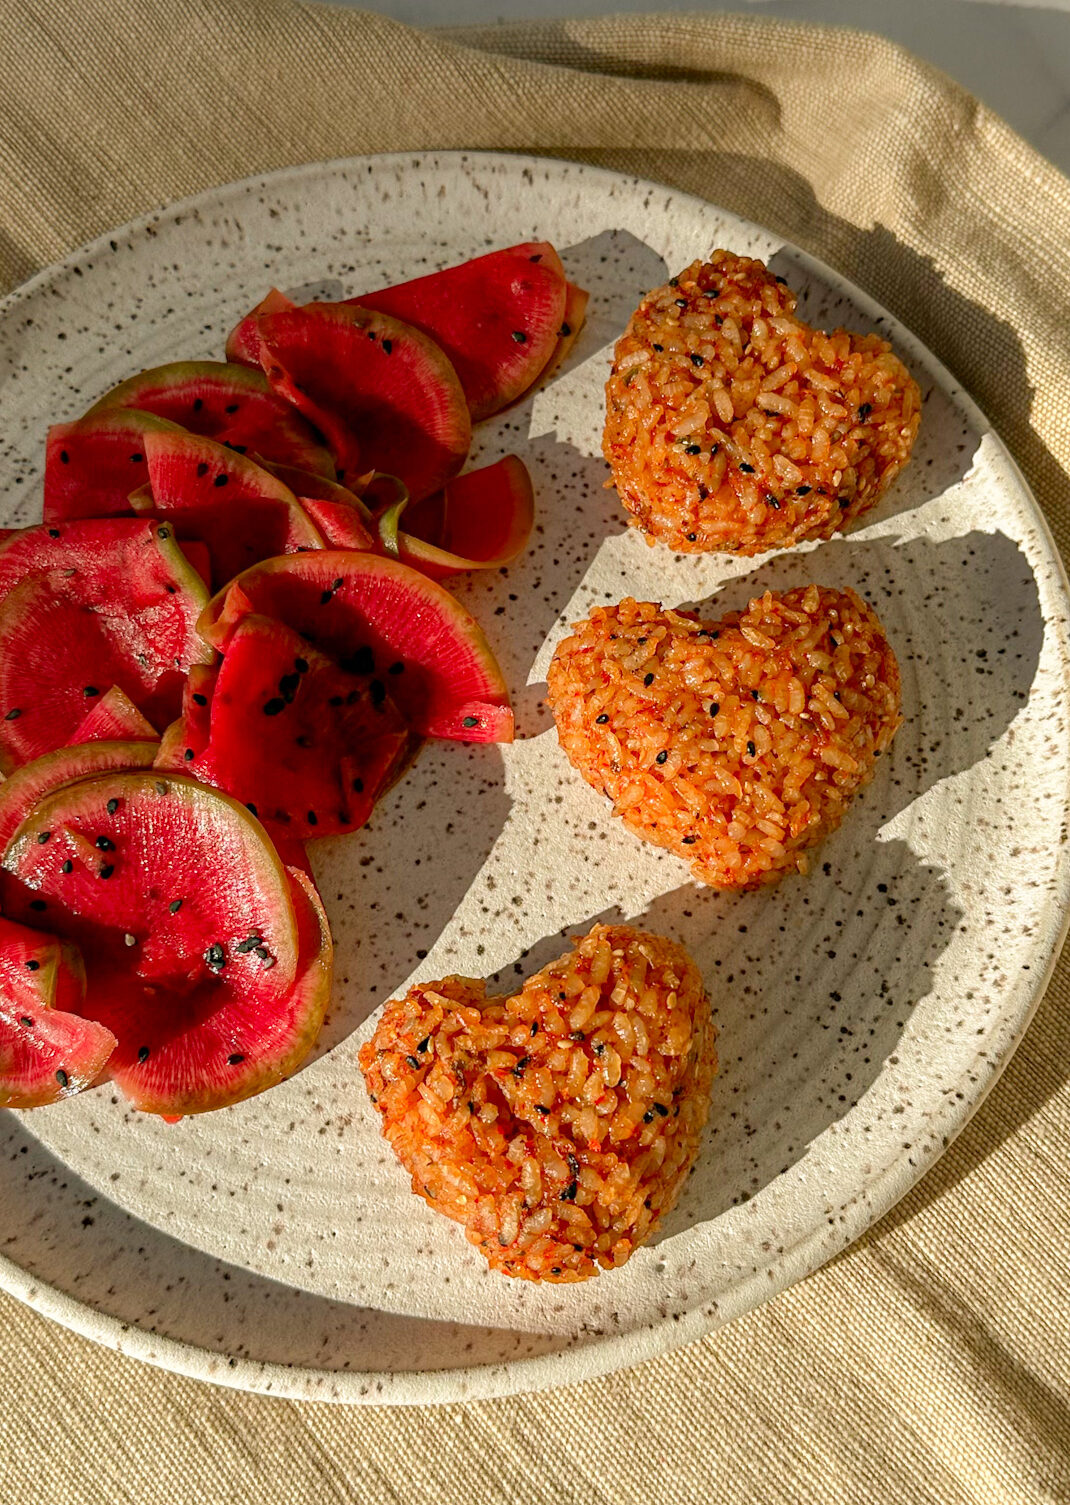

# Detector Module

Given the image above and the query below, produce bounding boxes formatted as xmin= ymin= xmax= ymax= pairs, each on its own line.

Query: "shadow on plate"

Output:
xmin=0 ymin=1118 xmax=566 ymax=1383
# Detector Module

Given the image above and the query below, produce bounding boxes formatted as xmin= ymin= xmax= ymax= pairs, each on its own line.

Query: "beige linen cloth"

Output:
xmin=1 ymin=4 xmax=1069 ymax=1501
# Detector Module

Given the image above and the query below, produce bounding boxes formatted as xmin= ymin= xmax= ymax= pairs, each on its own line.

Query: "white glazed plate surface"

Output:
xmin=1 ymin=153 xmax=1069 ymax=1404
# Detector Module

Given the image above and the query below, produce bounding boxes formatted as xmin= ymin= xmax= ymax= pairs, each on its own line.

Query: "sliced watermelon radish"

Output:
xmin=70 ymin=685 xmax=158 ymax=743
xmin=0 ymin=515 xmax=199 ymax=605
xmin=88 ymin=360 xmax=334 ymax=479
xmin=0 ymin=771 xmax=329 ymax=1115
xmin=159 ymin=614 xmax=411 ymax=840
xmin=0 ymin=522 xmax=209 ymax=772
xmin=199 ymin=551 xmax=513 ymax=743
xmin=133 ymin=430 xmax=323 ymax=587
xmin=0 ymin=740 xmax=158 ymax=854
xmin=256 ymin=302 xmax=471 ymax=498
xmin=224 ymin=287 xmax=297 ymax=368
xmin=0 ymin=916 xmax=115 ymax=1109
xmin=378 ymin=455 xmax=534 ymax=581
xmin=350 ymin=242 xmax=567 ymax=421
xmin=261 ymin=462 xmax=377 ymax=551
xmin=44 ymin=409 xmax=185 ymax=525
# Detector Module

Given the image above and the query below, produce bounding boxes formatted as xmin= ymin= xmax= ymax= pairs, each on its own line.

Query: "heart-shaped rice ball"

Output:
xmin=359 ymin=923 xmax=716 ymax=1282
xmin=547 ymin=585 xmax=901 ymax=889
xmin=603 ymin=250 xmax=921 ymax=555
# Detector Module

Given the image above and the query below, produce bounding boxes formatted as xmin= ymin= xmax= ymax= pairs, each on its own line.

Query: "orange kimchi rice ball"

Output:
xmin=603 ymin=250 xmax=921 ymax=554
xmin=359 ymin=923 xmax=716 ymax=1282
xmin=547 ymin=586 xmax=901 ymax=889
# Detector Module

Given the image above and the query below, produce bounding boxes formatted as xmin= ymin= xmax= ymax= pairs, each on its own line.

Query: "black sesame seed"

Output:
xmin=751 ymin=689 xmax=760 ymax=701
xmin=675 ymin=298 xmax=687 ymax=308
xmin=205 ymin=942 xmax=226 ymax=971
xmin=796 ymin=484 xmax=812 ymax=495
xmin=48 ymin=528 xmax=60 ymax=538
xmin=570 ymin=1030 xmax=585 ymax=1042
xmin=405 ymin=1055 xmax=420 ymax=1069
xmin=192 ymin=397 xmax=203 ymax=412
xmin=559 ymin=1180 xmax=578 ymax=1201
xmin=766 ymin=493 xmax=781 ymax=509
xmin=213 ymin=474 xmax=228 ymax=488
xmin=739 ymin=462 xmax=755 ymax=474
xmin=351 ymin=777 xmax=364 ymax=793
xmin=530 ymin=1022 xmax=539 ymax=1036
xmin=263 ymin=697 xmax=285 ymax=716
xmin=20 ymin=1016 xmax=32 ymax=1027
xmin=196 ymin=462 xmax=209 ymax=477
xmin=227 ymin=1052 xmax=245 ymax=1065
xmin=643 ymin=673 xmax=655 ymax=687
xmin=689 ymin=353 xmax=704 ymax=367
xmin=462 ymin=715 xmax=479 ymax=728
xmin=332 ymin=578 xmax=343 ymax=591
xmin=95 ymin=836 xmax=114 ymax=851
xmin=655 ymin=750 xmax=668 ymax=765
xmin=306 ymin=810 xmax=318 ymax=827
xmin=183 ymin=745 xmax=195 ymax=761
xmin=320 ymin=590 xmax=333 ymax=605
xmin=747 ymin=741 xmax=757 ymax=758
xmin=192 ymin=692 xmax=207 ymax=707
xmin=685 ymin=444 xmax=701 ymax=455
xmin=858 ymin=402 xmax=872 ymax=418
xmin=388 ymin=661 xmax=404 ymax=675
xmin=511 ymin=331 xmax=527 ymax=344
xmin=36 ymin=831 xmax=51 ymax=844
xmin=710 ymin=702 xmax=720 ymax=716
xmin=595 ymin=713 xmax=609 ymax=724
xmin=155 ymin=780 xmax=169 ymax=794
xmin=25 ymin=959 xmax=39 ymax=971
xmin=682 ymin=835 xmax=697 ymax=845
xmin=4 ymin=708 xmax=21 ymax=720
xmin=535 ymin=1104 xmax=549 ymax=1114
xmin=654 ymin=1102 xmax=669 ymax=1117
xmin=60 ymin=860 xmax=72 ymax=874
xmin=138 ymin=1046 xmax=150 ymax=1063
xmin=106 ymin=798 xmax=119 ymax=814
xmin=687 ymin=532 xmax=697 ymax=541
xmin=55 ymin=1069 xmax=69 ymax=1088
xmin=59 ymin=451 xmax=69 ymax=464
xmin=652 ymin=343 xmax=664 ymax=352
xmin=254 ymin=946 xmax=270 ymax=961
xmin=643 ymin=1110 xmax=654 ymax=1123
xmin=381 ymin=339 xmax=392 ymax=354
xmin=99 ymin=864 xmax=115 ymax=879
xmin=416 ymin=1036 xmax=430 ymax=1053
xmin=235 ymin=936 xmax=262 ymax=953
xmin=129 ymin=452 xmax=143 ymax=464
xmin=169 ymin=899 xmax=182 ymax=913
xmin=559 ymin=322 xmax=571 ymax=337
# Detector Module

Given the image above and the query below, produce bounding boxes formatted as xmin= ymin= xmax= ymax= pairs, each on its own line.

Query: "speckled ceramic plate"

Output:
xmin=1 ymin=152 xmax=1069 ymax=1405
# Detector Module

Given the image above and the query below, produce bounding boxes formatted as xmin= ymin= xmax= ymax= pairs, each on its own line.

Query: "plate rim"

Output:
xmin=2 ymin=147 xmax=1069 ymax=1405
